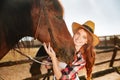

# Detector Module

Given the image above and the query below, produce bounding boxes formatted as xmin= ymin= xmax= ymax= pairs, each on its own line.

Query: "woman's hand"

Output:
xmin=43 ymin=42 xmax=56 ymax=58
xmin=43 ymin=42 xmax=62 ymax=79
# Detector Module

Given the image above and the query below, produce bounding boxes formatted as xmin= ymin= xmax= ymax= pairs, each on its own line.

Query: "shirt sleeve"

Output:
xmin=59 ymin=54 xmax=86 ymax=79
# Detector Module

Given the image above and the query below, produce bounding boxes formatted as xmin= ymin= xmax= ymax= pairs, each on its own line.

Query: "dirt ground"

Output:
xmin=0 ymin=48 xmax=120 ymax=80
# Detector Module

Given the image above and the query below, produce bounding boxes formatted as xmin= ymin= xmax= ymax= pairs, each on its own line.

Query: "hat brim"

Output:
xmin=72 ymin=22 xmax=99 ymax=46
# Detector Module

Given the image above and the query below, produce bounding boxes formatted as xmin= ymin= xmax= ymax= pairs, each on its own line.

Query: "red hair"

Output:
xmin=80 ymin=30 xmax=96 ymax=80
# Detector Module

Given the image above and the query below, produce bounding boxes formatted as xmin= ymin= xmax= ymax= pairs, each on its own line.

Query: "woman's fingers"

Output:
xmin=43 ymin=42 xmax=52 ymax=54
xmin=43 ymin=42 xmax=56 ymax=58
xmin=48 ymin=42 xmax=51 ymax=52
xmin=48 ymin=42 xmax=50 ymax=49
xmin=43 ymin=42 xmax=49 ymax=53
xmin=50 ymin=46 xmax=55 ymax=54
xmin=43 ymin=43 xmax=46 ymax=50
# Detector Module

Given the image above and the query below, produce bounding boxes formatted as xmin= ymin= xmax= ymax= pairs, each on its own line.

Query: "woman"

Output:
xmin=43 ymin=20 xmax=99 ymax=80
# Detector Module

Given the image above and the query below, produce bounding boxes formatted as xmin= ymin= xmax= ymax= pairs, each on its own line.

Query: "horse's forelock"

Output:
xmin=45 ymin=0 xmax=64 ymax=18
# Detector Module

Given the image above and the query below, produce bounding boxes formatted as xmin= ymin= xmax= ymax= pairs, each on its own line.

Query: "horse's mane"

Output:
xmin=0 ymin=0 xmax=64 ymax=48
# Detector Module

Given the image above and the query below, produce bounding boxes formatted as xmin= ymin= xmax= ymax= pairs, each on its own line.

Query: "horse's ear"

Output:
xmin=52 ymin=0 xmax=64 ymax=18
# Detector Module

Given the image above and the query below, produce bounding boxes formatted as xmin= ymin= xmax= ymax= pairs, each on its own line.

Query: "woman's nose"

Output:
xmin=77 ymin=36 xmax=81 ymax=40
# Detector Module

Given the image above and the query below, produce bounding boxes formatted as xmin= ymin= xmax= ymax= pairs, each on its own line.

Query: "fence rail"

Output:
xmin=0 ymin=56 xmax=47 ymax=67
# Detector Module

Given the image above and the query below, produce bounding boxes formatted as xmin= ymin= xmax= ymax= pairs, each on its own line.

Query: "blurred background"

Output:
xmin=60 ymin=0 xmax=120 ymax=36
xmin=0 ymin=0 xmax=120 ymax=80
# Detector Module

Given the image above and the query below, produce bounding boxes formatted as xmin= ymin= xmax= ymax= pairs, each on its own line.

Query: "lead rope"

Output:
xmin=14 ymin=49 xmax=52 ymax=66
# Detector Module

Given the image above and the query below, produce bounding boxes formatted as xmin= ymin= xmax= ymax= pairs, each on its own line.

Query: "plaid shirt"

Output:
xmin=59 ymin=52 xmax=86 ymax=80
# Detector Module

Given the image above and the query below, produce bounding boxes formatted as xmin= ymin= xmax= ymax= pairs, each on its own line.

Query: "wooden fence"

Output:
xmin=96 ymin=34 xmax=120 ymax=49
xmin=0 ymin=47 xmax=120 ymax=80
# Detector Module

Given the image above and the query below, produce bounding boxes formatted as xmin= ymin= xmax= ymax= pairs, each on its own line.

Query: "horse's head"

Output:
xmin=32 ymin=0 xmax=75 ymax=64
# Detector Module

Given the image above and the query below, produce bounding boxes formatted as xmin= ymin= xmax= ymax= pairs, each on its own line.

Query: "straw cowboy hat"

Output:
xmin=72 ymin=20 xmax=99 ymax=46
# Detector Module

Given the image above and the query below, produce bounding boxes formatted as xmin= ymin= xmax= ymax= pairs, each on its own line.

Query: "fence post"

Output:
xmin=109 ymin=46 xmax=118 ymax=67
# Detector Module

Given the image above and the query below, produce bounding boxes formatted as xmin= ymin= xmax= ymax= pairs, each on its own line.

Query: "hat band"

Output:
xmin=83 ymin=25 xmax=94 ymax=33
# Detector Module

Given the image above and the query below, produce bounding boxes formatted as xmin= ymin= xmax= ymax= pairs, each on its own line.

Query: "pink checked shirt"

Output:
xmin=59 ymin=52 xmax=86 ymax=80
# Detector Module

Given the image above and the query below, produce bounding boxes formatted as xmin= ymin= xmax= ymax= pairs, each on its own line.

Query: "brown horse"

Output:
xmin=0 ymin=0 xmax=75 ymax=64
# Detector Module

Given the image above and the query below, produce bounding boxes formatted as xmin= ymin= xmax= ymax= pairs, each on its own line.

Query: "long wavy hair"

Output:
xmin=79 ymin=29 xmax=96 ymax=80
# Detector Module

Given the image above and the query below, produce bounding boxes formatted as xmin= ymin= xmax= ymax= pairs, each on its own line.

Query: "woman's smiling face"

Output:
xmin=73 ymin=29 xmax=87 ymax=48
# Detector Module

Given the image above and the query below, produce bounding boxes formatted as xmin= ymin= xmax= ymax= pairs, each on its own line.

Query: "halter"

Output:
xmin=15 ymin=0 xmax=59 ymax=66
xmin=35 ymin=0 xmax=57 ymax=48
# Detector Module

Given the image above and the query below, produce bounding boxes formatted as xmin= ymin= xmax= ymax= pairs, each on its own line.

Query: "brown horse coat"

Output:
xmin=0 ymin=0 xmax=75 ymax=64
